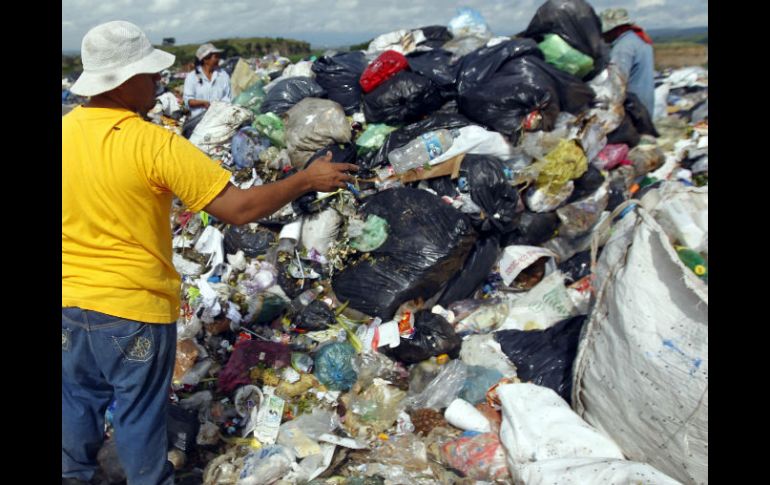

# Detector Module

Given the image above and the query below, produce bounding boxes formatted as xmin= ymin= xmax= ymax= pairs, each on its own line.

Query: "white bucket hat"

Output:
xmin=600 ymin=8 xmax=633 ymax=33
xmin=70 ymin=20 xmax=175 ymax=97
xmin=196 ymin=43 xmax=224 ymax=61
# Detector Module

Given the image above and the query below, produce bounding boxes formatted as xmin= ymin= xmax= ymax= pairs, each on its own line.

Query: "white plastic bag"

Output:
xmin=427 ymin=125 xmax=514 ymax=166
xmin=284 ymin=98 xmax=351 ymax=168
xmin=189 ymin=102 xmax=254 ymax=156
xmin=459 ymin=334 xmax=518 ymax=377
xmin=300 ymin=208 xmax=342 ymax=256
xmin=572 ymin=199 xmax=707 ymax=485
xmin=498 ymin=383 xmax=682 ymax=484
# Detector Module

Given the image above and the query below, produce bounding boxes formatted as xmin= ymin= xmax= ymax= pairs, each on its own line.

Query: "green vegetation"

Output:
xmin=349 ymin=39 xmax=372 ymax=51
xmin=62 ymin=36 xmax=314 ymax=77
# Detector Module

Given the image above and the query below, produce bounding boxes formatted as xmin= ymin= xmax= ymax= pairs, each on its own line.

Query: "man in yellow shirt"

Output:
xmin=62 ymin=21 xmax=356 ymax=485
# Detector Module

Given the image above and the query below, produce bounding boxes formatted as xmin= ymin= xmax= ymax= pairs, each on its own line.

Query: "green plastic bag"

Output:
xmin=538 ymin=34 xmax=594 ymax=78
xmin=234 ymin=81 xmax=266 ymax=115
xmin=350 ymin=215 xmax=389 ymax=252
xmin=253 ymin=113 xmax=285 ymax=148
xmin=355 ymin=123 xmax=398 ymax=155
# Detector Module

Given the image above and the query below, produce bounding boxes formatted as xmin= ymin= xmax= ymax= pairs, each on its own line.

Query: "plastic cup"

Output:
xmin=444 ymin=398 xmax=492 ymax=433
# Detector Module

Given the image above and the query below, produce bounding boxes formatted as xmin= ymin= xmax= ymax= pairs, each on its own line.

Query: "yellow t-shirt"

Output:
xmin=62 ymin=106 xmax=231 ymax=323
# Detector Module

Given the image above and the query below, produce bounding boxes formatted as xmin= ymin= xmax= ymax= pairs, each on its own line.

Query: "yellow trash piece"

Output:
xmin=535 ymin=139 xmax=588 ymax=196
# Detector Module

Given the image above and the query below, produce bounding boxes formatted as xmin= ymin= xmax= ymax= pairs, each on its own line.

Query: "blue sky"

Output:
xmin=62 ymin=0 xmax=707 ymax=52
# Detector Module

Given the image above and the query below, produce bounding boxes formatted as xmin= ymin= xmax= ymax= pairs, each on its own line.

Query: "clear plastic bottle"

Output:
xmin=387 ymin=129 xmax=455 ymax=174
xmin=289 ymin=286 xmax=323 ymax=314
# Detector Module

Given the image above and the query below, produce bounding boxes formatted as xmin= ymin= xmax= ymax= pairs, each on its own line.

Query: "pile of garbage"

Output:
xmin=88 ymin=2 xmax=708 ymax=484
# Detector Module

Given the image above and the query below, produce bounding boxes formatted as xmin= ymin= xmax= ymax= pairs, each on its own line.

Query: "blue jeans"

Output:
xmin=62 ymin=307 xmax=176 ymax=485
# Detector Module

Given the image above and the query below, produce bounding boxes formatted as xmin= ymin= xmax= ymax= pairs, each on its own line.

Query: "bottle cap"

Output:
xmin=694 ymin=265 xmax=706 ymax=276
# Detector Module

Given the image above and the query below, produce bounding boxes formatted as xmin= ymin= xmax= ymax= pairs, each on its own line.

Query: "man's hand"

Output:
xmin=303 ymin=152 xmax=358 ymax=192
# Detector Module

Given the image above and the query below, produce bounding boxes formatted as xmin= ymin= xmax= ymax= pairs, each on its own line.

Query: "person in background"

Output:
xmin=183 ymin=42 xmax=232 ymax=117
xmin=600 ymin=8 xmax=656 ymax=116
xmin=62 ymin=20 xmax=356 ymax=485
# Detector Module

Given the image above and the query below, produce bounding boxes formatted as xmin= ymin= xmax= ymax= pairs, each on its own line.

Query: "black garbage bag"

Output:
xmin=332 ymin=188 xmax=477 ymax=320
xmin=427 ymin=175 xmax=460 ymax=198
xmin=259 ymin=77 xmax=326 ymax=115
xmin=181 ymin=111 xmax=205 ymax=139
xmin=437 ymin=235 xmax=500 ymax=306
xmin=407 ymin=49 xmax=460 ymax=99
xmin=460 ymin=55 xmax=594 ymax=137
xmin=419 ymin=25 xmax=453 ymax=42
xmin=567 ymin=165 xmax=605 ymax=203
xmin=359 ymin=113 xmax=473 ymax=171
xmin=293 ymin=300 xmax=335 ymax=331
xmin=461 ymin=154 xmax=521 ymax=234
xmin=220 ymin=56 xmax=241 ymax=77
xmin=167 ymin=405 xmax=200 ymax=453
xmin=224 ymin=225 xmax=276 ymax=257
xmin=606 ymin=113 xmax=640 ymax=147
xmin=363 ymin=71 xmax=444 ymax=125
xmin=383 ymin=311 xmax=462 ymax=364
xmin=494 ymin=315 xmax=586 ymax=403
xmin=312 ymin=51 xmax=369 ymax=115
xmin=291 ymin=142 xmax=358 ymax=215
xmin=558 ymin=250 xmax=591 ymax=283
xmin=455 ymin=39 xmax=542 ymax=95
xmin=502 ymin=211 xmax=560 ymax=246
xmin=624 ymin=92 xmax=659 ymax=137
xmin=523 ymin=0 xmax=608 ymax=79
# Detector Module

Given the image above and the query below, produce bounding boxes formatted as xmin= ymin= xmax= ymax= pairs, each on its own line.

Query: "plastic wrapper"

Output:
xmin=253 ymin=112 xmax=286 ymax=148
xmin=231 ymin=126 xmax=270 ymax=170
xmin=217 ymin=341 xmax=292 ymax=393
xmin=502 ymin=211 xmax=560 ymax=246
xmin=311 ymin=51 xmax=368 ymax=115
xmin=366 ymin=29 xmax=423 ymax=56
xmin=440 ymin=432 xmax=510 ymax=481
xmin=459 ymin=333 xmax=518 ymax=377
xmin=203 ymin=448 xmax=246 ymax=485
xmin=189 ymin=102 xmax=255 ymax=156
xmin=494 ymin=315 xmax=586 ymax=403
xmin=292 ymin=300 xmax=335 ymax=331
xmin=355 ymin=124 xmax=397 ymax=154
xmin=525 ymin=180 xmax=574 ymax=213
xmin=442 ymin=34 xmax=490 ymax=57
xmin=237 ymin=445 xmax=295 ymax=485
xmin=535 ymin=139 xmax=588 ymax=195
xmin=362 ymin=71 xmax=444 ymax=125
xmin=628 ymin=144 xmax=665 ymax=176
xmin=448 ymin=7 xmax=491 ymax=38
xmin=360 ymin=50 xmax=409 ymax=93
xmin=346 ymin=214 xmax=387 ymax=253
xmin=332 ymin=188 xmax=476 ymax=320
xmin=313 ymin=342 xmax=358 ymax=391
xmin=437 ymin=235 xmax=500 ymax=306
xmin=258 ymin=76 xmax=326 ymax=115
xmin=285 ymin=98 xmax=352 ymax=168
xmin=351 ymin=351 xmax=407 ymax=390
xmin=347 ymin=380 xmax=407 ymax=434
xmin=538 ymin=33 xmax=594 ymax=78
xmin=556 ymin=179 xmax=609 ymax=238
xmin=360 ymin=113 xmax=472 ymax=170
xmin=593 ymin=143 xmax=629 ymax=171
xmin=460 ymin=365 xmax=504 ymax=404
xmin=383 ymin=311 xmax=462 ymax=365
xmin=224 ymin=225 xmax=276 ymax=257
xmin=406 ymin=49 xmax=460 ymax=98
xmin=277 ymin=409 xmax=340 ymax=457
xmin=233 ymin=80 xmax=266 ymax=115
xmin=405 ymin=359 xmax=468 ymax=410
xmin=523 ymin=0 xmax=608 ymax=79
xmin=173 ymin=338 xmax=200 ymax=384
xmin=366 ymin=433 xmax=429 ymax=471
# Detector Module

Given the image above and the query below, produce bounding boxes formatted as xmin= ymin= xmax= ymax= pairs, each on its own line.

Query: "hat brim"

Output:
xmin=196 ymin=48 xmax=224 ymax=61
xmin=602 ymin=17 xmax=632 ymax=33
xmin=70 ymin=49 xmax=175 ymax=97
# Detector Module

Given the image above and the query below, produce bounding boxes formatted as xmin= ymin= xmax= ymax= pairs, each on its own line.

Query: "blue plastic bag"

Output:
xmin=448 ymin=7 xmax=491 ymax=38
xmin=231 ymin=126 xmax=269 ymax=169
xmin=313 ymin=342 xmax=358 ymax=391
xmin=459 ymin=365 xmax=503 ymax=404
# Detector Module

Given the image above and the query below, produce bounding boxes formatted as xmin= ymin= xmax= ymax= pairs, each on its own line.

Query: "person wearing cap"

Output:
xmin=62 ymin=21 xmax=356 ymax=485
xmin=600 ymin=8 xmax=656 ymax=116
xmin=183 ymin=42 xmax=231 ymax=118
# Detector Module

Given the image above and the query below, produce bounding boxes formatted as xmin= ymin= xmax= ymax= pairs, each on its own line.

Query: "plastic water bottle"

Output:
xmin=289 ymin=286 xmax=323 ymax=314
xmin=388 ymin=129 xmax=455 ymax=174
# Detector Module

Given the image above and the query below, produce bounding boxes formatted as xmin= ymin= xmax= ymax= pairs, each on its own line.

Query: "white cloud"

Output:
xmin=61 ymin=0 xmax=707 ymax=51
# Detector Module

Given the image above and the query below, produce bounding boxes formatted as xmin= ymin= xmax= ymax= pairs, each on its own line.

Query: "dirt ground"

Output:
xmin=654 ymin=43 xmax=708 ymax=70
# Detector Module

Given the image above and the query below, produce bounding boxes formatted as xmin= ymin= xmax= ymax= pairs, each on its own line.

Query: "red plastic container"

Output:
xmin=360 ymin=50 xmax=409 ymax=93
